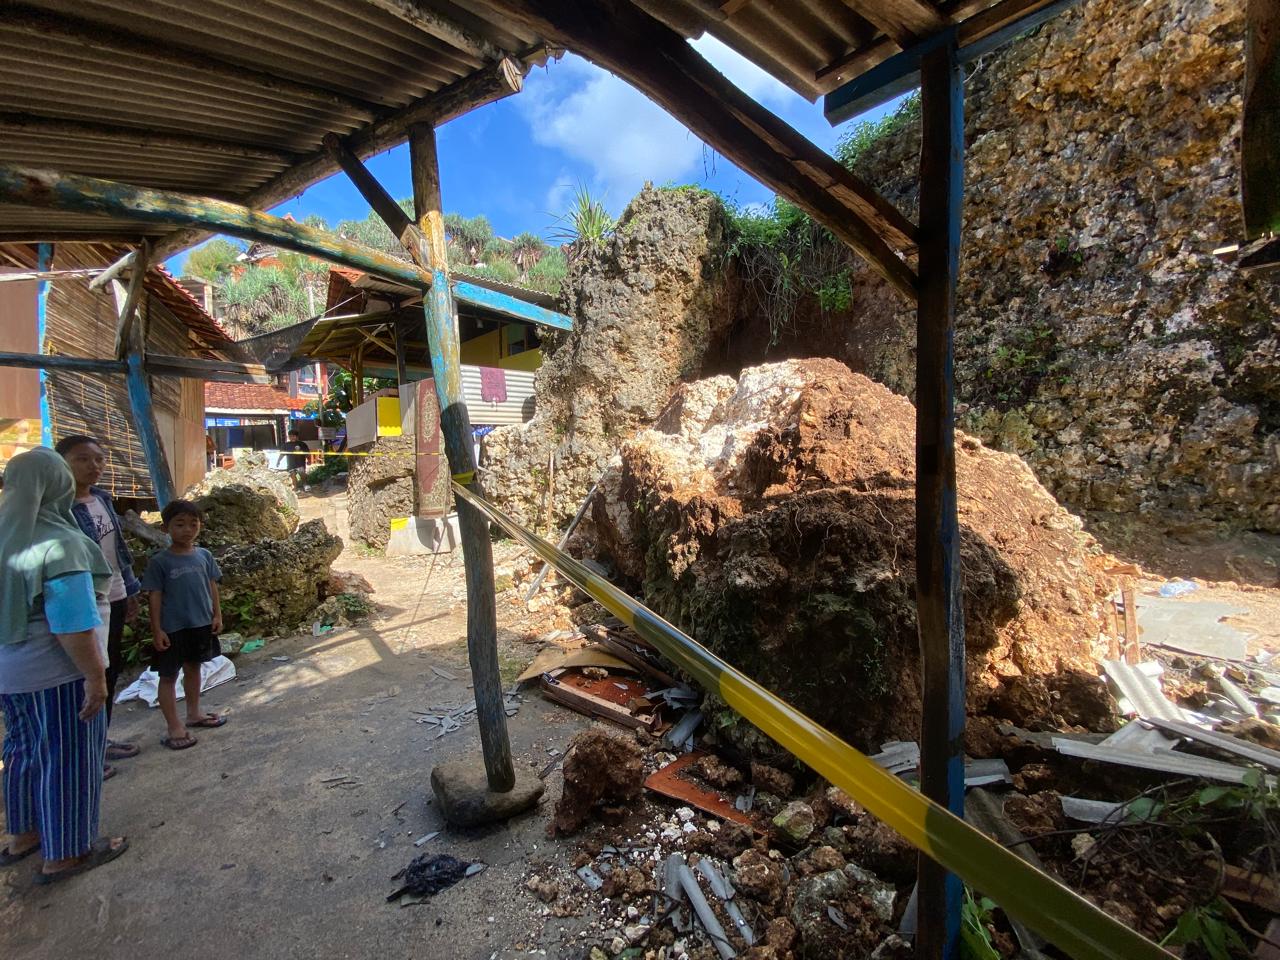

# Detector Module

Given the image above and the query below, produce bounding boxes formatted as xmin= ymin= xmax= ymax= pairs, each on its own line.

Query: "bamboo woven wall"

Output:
xmin=44 ymin=246 xmax=207 ymax=499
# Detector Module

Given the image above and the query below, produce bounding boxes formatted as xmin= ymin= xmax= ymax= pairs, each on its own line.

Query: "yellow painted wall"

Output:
xmin=459 ymin=329 xmax=501 ymax=366
xmin=498 ymin=349 xmax=542 ymax=372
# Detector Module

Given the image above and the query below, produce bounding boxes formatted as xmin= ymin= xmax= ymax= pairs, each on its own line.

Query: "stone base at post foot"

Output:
xmin=431 ymin=761 xmax=545 ymax=827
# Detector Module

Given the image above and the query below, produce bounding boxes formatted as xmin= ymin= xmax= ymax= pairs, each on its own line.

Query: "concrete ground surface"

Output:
xmin=0 ymin=488 xmax=591 ymax=960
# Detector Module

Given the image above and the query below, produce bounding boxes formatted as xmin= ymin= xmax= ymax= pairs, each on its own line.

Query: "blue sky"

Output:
xmin=169 ymin=38 xmax=898 ymax=273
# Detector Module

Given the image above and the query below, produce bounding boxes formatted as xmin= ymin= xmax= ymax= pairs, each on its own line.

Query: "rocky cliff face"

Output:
xmin=482 ymin=186 xmax=733 ymax=531
xmin=758 ymin=0 xmax=1278 ymax=577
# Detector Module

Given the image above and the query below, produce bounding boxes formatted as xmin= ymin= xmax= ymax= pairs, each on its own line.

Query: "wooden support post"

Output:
xmin=112 ymin=239 xmax=150 ymax=358
xmin=353 ymin=345 xmax=365 ymax=407
xmin=118 ymin=262 xmax=175 ymax=507
xmin=915 ymin=31 xmax=965 ymax=960
xmin=393 ymin=320 xmax=409 ymax=386
xmin=411 ymin=121 xmax=515 ymax=793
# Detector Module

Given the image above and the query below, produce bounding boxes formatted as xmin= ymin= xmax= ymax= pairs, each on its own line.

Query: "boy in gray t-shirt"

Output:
xmin=140 ymin=500 xmax=226 ymax=751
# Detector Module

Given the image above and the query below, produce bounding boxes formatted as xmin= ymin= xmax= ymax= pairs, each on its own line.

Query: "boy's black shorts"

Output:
xmin=153 ymin=624 xmax=221 ymax=678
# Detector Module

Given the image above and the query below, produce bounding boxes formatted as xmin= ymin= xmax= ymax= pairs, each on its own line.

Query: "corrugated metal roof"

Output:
xmin=0 ymin=0 xmax=542 ymax=241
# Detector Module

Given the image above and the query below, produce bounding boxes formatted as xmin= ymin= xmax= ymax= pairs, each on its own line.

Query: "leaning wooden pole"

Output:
xmin=915 ymin=31 xmax=966 ymax=960
xmin=116 ymin=249 xmax=176 ymax=508
xmin=409 ymin=122 xmax=516 ymax=795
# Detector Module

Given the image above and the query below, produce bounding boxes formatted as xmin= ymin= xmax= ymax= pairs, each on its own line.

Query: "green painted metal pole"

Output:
xmin=409 ymin=122 xmax=515 ymax=793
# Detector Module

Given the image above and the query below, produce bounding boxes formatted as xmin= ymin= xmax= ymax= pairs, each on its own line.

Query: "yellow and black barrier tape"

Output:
xmin=452 ymin=481 xmax=1170 ymax=960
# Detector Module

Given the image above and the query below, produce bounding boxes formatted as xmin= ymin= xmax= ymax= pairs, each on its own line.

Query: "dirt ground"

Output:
xmin=0 ymin=488 xmax=595 ymax=960
xmin=2 ymin=484 xmax=1278 ymax=960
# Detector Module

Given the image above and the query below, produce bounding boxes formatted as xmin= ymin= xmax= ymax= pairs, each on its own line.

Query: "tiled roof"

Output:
xmin=204 ymin=381 xmax=309 ymax=413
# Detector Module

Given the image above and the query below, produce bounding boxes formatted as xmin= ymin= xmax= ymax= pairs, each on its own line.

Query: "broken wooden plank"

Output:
xmin=1222 ymin=864 xmax=1280 ymax=914
xmin=581 ymin=623 xmax=681 ymax=688
xmin=540 ymin=672 xmax=658 ymax=732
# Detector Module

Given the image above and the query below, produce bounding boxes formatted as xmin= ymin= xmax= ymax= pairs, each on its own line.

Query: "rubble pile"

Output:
xmin=572 ymin=359 xmax=1117 ymax=751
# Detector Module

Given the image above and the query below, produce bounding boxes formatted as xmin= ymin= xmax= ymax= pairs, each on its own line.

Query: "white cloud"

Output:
xmin=521 ymin=56 xmax=706 ymax=208
xmin=543 ymin=173 xmax=574 ymax=218
xmin=517 ymin=39 xmax=821 ymax=212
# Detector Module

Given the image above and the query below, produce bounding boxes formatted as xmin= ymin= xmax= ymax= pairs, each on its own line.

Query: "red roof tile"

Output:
xmin=204 ymin=381 xmax=309 ymax=412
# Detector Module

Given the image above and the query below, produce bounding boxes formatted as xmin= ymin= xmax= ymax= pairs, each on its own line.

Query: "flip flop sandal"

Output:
xmin=34 ymin=837 xmax=129 ymax=886
xmin=105 ymin=741 xmax=141 ymax=760
xmin=188 ymin=715 xmax=226 ymax=728
xmin=0 ymin=844 xmax=38 ymax=867
xmin=103 ymin=765 xmax=118 ymax=781
xmin=161 ymin=735 xmax=198 ymax=750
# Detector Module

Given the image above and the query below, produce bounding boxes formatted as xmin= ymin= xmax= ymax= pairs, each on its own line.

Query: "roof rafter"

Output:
xmin=361 ymin=0 xmax=504 ymax=63
xmin=95 ymin=57 xmax=524 ymax=274
xmin=838 ymin=0 xmax=951 ymax=46
xmin=3 ymin=4 xmax=383 ymax=120
xmin=0 ymin=113 xmax=299 ymax=165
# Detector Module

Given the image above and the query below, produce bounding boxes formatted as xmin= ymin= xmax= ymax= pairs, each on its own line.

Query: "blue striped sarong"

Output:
xmin=2 ymin=678 xmax=107 ymax=861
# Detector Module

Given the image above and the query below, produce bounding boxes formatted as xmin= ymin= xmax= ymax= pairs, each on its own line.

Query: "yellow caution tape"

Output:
xmin=452 ymin=482 xmax=1171 ymax=960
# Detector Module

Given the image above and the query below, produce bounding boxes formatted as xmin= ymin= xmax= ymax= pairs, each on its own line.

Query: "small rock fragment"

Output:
xmin=751 ymin=762 xmax=796 ymax=797
xmin=772 ymin=800 xmax=816 ymax=843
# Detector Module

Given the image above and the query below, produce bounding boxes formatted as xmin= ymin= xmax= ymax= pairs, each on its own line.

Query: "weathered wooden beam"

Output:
xmin=914 ymin=31 xmax=966 ymax=960
xmin=118 ymin=270 xmax=176 ymax=507
xmin=824 ymin=0 xmax=1077 ymax=122
xmin=128 ymin=58 xmax=525 ymax=267
xmin=0 ymin=351 xmax=125 ymax=375
xmin=0 ymin=113 xmax=300 ymax=165
xmin=323 ymin=132 xmax=422 ymax=257
xmin=411 ymin=121 xmax=516 ymax=794
xmin=3 ymin=6 xmax=381 ymax=120
xmin=454 ymin=280 xmax=573 ymax=330
xmin=0 ymin=163 xmax=573 ymax=330
xmin=838 ymin=0 xmax=951 ymax=47
xmin=0 ymin=164 xmax=435 ymax=286
xmin=1244 ymin=0 xmax=1280 ymax=239
xmin=361 ymin=0 xmax=504 ymax=63
xmin=476 ymin=0 xmax=919 ymax=298
xmin=111 ymin=239 xmax=150 ymax=359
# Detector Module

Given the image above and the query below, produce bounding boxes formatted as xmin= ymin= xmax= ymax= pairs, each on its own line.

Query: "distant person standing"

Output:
xmin=281 ymin=430 xmax=309 ymax=489
xmin=205 ymin=433 xmax=216 ymax=471
xmin=57 ymin=435 xmax=143 ymax=777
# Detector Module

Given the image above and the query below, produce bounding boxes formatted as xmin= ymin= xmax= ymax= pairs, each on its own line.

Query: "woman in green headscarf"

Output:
xmin=0 ymin=447 xmax=129 ymax=883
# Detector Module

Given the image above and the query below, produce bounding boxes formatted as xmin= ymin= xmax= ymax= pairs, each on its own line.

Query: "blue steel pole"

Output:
xmin=915 ymin=29 xmax=965 ymax=960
